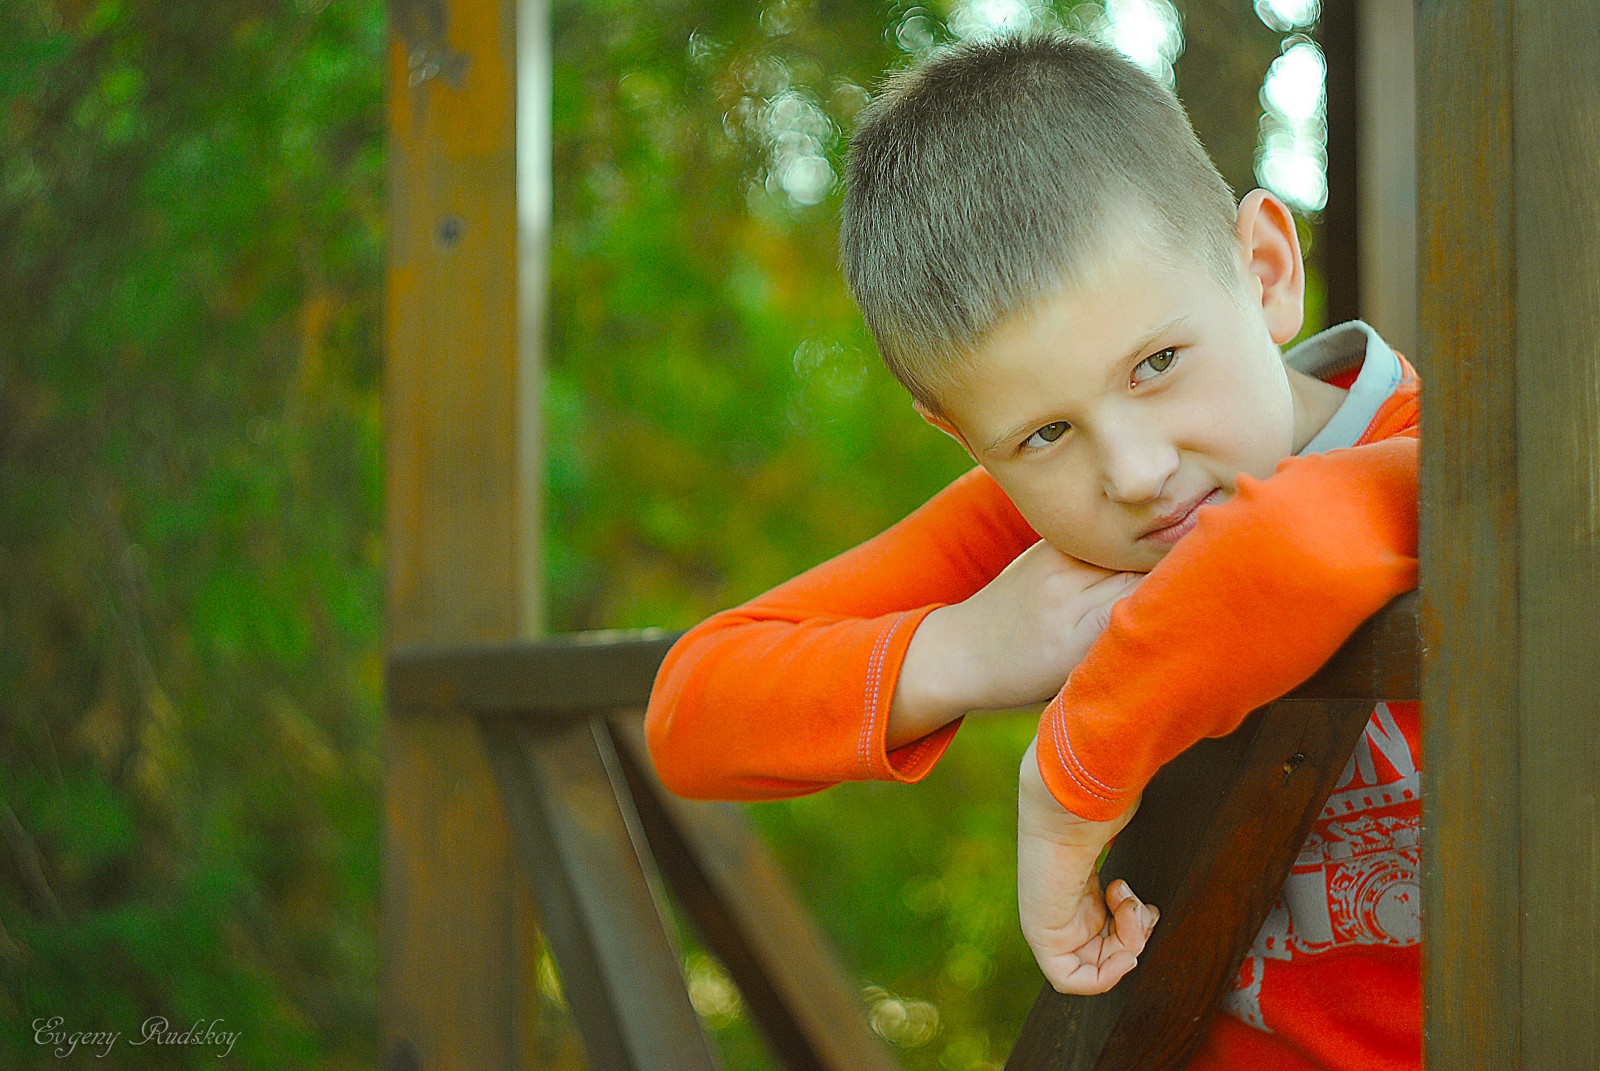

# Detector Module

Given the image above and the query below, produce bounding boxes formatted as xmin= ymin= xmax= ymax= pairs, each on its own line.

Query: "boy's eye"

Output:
xmin=1132 ymin=347 xmax=1179 ymax=385
xmin=1022 ymin=421 xmax=1071 ymax=450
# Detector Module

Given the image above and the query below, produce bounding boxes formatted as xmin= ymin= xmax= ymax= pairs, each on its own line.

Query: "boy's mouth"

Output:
xmin=1139 ymin=489 xmax=1223 ymax=546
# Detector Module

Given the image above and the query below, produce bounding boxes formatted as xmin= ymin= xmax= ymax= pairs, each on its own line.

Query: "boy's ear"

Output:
xmin=913 ymin=399 xmax=976 ymax=458
xmin=1235 ymin=188 xmax=1306 ymax=345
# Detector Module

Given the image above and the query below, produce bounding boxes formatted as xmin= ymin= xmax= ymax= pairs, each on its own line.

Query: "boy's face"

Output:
xmin=927 ymin=193 xmax=1336 ymax=572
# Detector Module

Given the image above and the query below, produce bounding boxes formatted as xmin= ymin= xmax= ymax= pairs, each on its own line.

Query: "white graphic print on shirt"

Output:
xmin=1221 ymin=703 xmax=1422 ymax=1032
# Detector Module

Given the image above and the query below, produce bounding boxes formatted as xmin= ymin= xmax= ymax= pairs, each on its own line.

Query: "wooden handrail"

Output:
xmin=387 ymin=627 xmax=682 ymax=718
xmin=387 ymin=590 xmax=1419 ymax=717
xmin=385 ymin=589 xmax=1420 ymax=1070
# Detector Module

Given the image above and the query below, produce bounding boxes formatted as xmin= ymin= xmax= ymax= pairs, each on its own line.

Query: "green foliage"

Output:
xmin=1 ymin=0 xmax=1304 ymax=1068
xmin=1 ymin=1 xmax=383 ymax=1067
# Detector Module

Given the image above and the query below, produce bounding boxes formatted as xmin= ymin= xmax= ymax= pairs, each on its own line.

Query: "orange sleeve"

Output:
xmin=647 ymin=464 xmax=1038 ymax=801
xmin=1035 ymin=433 xmax=1420 ymax=821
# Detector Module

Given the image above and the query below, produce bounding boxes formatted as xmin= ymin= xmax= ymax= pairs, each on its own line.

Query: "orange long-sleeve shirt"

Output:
xmin=648 ymin=323 xmax=1417 ymax=809
xmin=647 ymin=321 xmax=1422 ymax=1070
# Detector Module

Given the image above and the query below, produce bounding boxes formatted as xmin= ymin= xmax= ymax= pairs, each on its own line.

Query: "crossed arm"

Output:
xmin=646 ymin=435 xmax=1418 ymax=993
xmin=1018 ymin=435 xmax=1419 ymax=992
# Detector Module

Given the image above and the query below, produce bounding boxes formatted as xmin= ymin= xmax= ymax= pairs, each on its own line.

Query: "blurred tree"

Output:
xmin=1 ymin=1 xmax=383 ymax=1067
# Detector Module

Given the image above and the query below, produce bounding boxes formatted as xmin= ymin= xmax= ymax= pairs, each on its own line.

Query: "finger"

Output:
xmin=1108 ymin=882 xmax=1150 ymax=953
xmin=1086 ymin=569 xmax=1145 ymax=601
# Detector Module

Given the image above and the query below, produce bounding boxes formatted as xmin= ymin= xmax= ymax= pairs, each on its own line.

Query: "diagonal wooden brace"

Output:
xmin=478 ymin=716 xmax=723 ymax=1071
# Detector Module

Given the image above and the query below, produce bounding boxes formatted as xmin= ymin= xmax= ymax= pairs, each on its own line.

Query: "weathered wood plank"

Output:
xmin=383 ymin=0 xmax=549 ymax=1066
xmin=383 ymin=714 xmax=526 ymax=1071
xmin=1357 ymin=0 xmax=1418 ymax=358
xmin=609 ymin=718 xmax=900 ymax=1071
xmin=1508 ymin=2 xmax=1600 ymax=1066
xmin=1004 ymin=697 xmax=1377 ymax=1071
xmin=1321 ymin=0 xmax=1361 ymax=328
xmin=386 ymin=593 xmax=1417 ymax=720
xmin=480 ymin=717 xmax=722 ymax=1071
xmin=388 ymin=629 xmax=683 ymax=718
xmin=1414 ymin=1 xmax=1522 ymax=1067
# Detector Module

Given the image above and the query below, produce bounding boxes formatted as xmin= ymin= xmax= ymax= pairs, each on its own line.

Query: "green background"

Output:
xmin=0 ymin=1 xmax=1320 ymax=1067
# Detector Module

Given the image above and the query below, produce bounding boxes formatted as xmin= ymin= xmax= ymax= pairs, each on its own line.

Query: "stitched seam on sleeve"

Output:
xmin=899 ymin=735 xmax=935 ymax=774
xmin=1048 ymin=696 xmax=1121 ymax=795
xmin=860 ymin=612 xmax=907 ymax=775
xmin=1048 ymin=700 xmax=1120 ymax=803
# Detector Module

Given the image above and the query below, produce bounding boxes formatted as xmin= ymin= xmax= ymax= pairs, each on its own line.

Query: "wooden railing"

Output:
xmin=386 ymin=589 xmax=1419 ymax=1071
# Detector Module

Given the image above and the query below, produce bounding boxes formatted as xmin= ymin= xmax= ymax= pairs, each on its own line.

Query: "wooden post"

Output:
xmin=1357 ymin=0 xmax=1417 ymax=357
xmin=383 ymin=0 xmax=550 ymax=1067
xmin=1320 ymin=0 xmax=1361 ymax=328
xmin=1417 ymin=1 xmax=1600 ymax=1066
xmin=1322 ymin=0 xmax=1419 ymax=355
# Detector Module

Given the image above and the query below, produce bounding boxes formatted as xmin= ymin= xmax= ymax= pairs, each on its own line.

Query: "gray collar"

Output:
xmin=1285 ymin=320 xmax=1404 ymax=455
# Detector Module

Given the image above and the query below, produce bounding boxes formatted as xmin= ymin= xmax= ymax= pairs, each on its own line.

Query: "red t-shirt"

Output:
xmin=647 ymin=322 xmax=1422 ymax=1070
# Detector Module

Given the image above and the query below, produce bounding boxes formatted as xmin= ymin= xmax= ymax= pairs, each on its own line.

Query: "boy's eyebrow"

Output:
xmin=981 ymin=316 xmax=1191 ymax=455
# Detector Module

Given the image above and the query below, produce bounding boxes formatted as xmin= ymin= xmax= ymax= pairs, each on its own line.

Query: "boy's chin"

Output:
xmin=1045 ymin=538 xmax=1165 ymax=574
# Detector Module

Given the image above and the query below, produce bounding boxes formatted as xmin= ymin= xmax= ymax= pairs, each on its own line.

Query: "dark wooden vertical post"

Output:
xmin=1357 ymin=0 xmax=1417 ymax=356
xmin=383 ymin=0 xmax=550 ymax=1067
xmin=1322 ymin=0 xmax=1417 ymax=351
xmin=1320 ymin=0 xmax=1361 ymax=328
xmin=1418 ymin=1 xmax=1600 ymax=1066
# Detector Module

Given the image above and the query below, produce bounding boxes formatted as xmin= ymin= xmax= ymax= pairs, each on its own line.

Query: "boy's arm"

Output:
xmin=1034 ymin=434 xmax=1420 ymax=821
xmin=1017 ymin=735 xmax=1157 ymax=995
xmin=646 ymin=465 xmax=1041 ymax=801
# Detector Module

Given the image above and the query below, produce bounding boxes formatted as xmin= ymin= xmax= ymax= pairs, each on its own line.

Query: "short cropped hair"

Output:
xmin=840 ymin=32 xmax=1241 ymax=414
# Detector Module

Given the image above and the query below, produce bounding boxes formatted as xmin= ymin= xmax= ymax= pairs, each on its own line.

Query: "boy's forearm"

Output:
xmin=889 ymin=541 xmax=1145 ymax=749
xmin=645 ymin=465 xmax=1039 ymax=801
xmin=1019 ymin=736 xmax=1124 ymax=849
xmin=886 ymin=605 xmax=976 ymax=749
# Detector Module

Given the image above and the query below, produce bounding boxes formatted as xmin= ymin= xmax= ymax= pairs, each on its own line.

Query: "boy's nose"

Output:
xmin=1098 ymin=426 xmax=1179 ymax=505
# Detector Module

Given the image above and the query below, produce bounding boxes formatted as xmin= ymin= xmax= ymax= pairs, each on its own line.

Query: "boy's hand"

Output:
xmin=889 ymin=542 xmax=1142 ymax=745
xmin=1018 ymin=736 xmax=1157 ymax=995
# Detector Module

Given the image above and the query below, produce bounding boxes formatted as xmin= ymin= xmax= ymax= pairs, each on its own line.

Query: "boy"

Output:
xmin=646 ymin=32 xmax=1420 ymax=1071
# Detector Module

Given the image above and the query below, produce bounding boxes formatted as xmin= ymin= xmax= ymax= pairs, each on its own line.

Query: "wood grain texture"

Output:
xmin=383 ymin=0 xmax=548 ymax=1067
xmin=386 ymin=593 xmax=1418 ymax=720
xmin=610 ymin=718 xmax=901 ymax=1071
xmin=1509 ymin=1 xmax=1600 ymax=1065
xmin=1004 ymin=697 xmax=1380 ymax=1071
xmin=383 ymin=713 xmax=526 ymax=1071
xmin=480 ymin=718 xmax=723 ymax=1071
xmin=1415 ymin=2 xmax=1522 ymax=1067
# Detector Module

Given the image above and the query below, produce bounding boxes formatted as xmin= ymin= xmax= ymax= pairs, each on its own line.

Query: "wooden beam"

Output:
xmin=1318 ymin=0 xmax=1419 ymax=354
xmin=383 ymin=0 xmax=550 ymax=1067
xmin=385 ymin=593 xmax=1418 ymax=720
xmin=388 ymin=629 xmax=683 ymax=718
xmin=1321 ymin=0 xmax=1361 ymax=328
xmin=1415 ymin=6 xmax=1518 ymax=1065
xmin=480 ymin=718 xmax=722 ymax=1071
xmin=1418 ymin=0 xmax=1600 ymax=1065
xmin=610 ymin=719 xmax=901 ymax=1071
xmin=1005 ymin=696 xmax=1383 ymax=1070
xmin=1511 ymin=5 xmax=1600 ymax=1060
xmin=1357 ymin=0 xmax=1418 ymax=357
